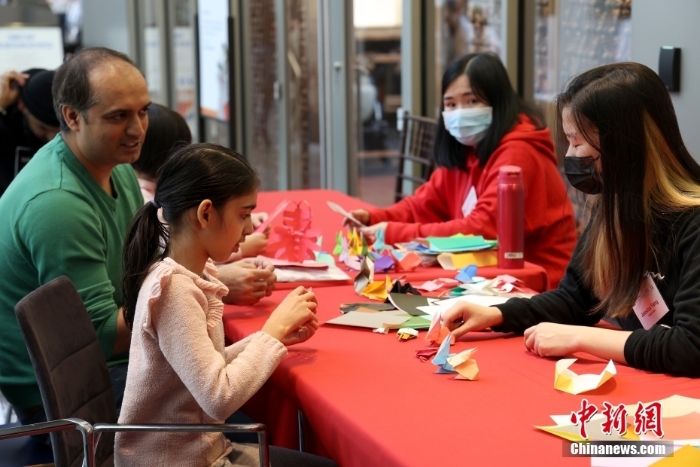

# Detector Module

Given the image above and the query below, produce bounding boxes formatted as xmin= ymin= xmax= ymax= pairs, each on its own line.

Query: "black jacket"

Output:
xmin=494 ymin=207 xmax=700 ymax=377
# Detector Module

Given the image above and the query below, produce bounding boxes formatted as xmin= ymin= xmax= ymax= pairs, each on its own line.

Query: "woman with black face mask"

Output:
xmin=441 ymin=62 xmax=700 ymax=378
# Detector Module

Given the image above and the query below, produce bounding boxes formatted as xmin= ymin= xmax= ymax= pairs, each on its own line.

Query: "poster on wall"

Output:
xmin=197 ymin=0 xmax=229 ymax=121
xmin=0 ymin=27 xmax=64 ymax=75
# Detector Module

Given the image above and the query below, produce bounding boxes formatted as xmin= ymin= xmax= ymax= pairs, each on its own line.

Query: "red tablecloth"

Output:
xmin=257 ymin=190 xmax=549 ymax=292
xmin=223 ymin=286 xmax=700 ymax=467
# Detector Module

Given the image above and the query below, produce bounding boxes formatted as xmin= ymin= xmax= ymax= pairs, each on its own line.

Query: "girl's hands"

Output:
xmin=523 ymin=323 xmax=581 ymax=357
xmin=440 ymin=302 xmax=504 ymax=340
xmin=239 ymin=232 xmax=268 ymax=257
xmin=262 ymin=287 xmax=318 ymax=345
xmin=359 ymin=222 xmax=387 ymax=243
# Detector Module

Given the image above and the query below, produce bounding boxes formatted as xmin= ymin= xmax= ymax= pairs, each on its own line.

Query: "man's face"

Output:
xmin=70 ymin=61 xmax=150 ymax=168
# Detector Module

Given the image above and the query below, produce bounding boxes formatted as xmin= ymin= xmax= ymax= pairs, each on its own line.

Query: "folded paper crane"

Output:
xmin=425 ymin=310 xmax=452 ymax=345
xmin=554 ymin=358 xmax=616 ymax=395
xmin=431 ymin=338 xmax=479 ymax=380
xmin=267 ymin=201 xmax=322 ymax=263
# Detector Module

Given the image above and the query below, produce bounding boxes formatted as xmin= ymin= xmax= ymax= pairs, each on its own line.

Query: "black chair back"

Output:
xmin=395 ymin=112 xmax=438 ymax=202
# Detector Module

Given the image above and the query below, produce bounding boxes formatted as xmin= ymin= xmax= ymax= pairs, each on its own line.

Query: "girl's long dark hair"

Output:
xmin=122 ymin=143 xmax=259 ymax=328
xmin=557 ymin=62 xmax=700 ymax=317
xmin=434 ymin=52 xmax=545 ymax=169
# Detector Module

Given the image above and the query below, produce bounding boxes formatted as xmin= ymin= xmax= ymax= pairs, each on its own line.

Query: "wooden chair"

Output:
xmin=394 ymin=111 xmax=438 ymax=202
xmin=14 ymin=276 xmax=269 ymax=467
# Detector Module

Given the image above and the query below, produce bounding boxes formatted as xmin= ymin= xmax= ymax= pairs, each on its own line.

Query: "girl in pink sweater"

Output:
xmin=117 ymin=143 xmax=334 ymax=467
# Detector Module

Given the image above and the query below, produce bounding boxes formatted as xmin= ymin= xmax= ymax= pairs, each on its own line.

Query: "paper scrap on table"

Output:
xmin=416 ymin=347 xmax=438 ymax=362
xmin=340 ymin=302 xmax=396 ymax=313
xmin=268 ymin=258 xmax=329 ymax=269
xmin=327 ymin=201 xmax=367 ymax=227
xmin=455 ymin=264 xmax=478 ymax=283
xmin=354 ymin=256 xmax=374 ymax=294
xmin=437 ymin=250 xmax=498 ymax=270
xmin=360 ymin=275 xmax=393 ymax=301
xmin=373 ymin=254 xmax=395 ymax=272
xmin=268 ymin=201 xmax=322 ymax=262
xmin=415 ymin=278 xmax=459 ymax=292
xmin=416 ymin=294 xmax=510 ymax=316
xmin=326 ymin=310 xmax=410 ymax=329
xmin=387 ymin=293 xmax=431 ymax=316
xmin=391 ymin=250 xmax=422 ymax=272
xmin=274 ymin=263 xmax=351 ymax=283
xmin=397 ymin=328 xmax=419 ymax=341
xmin=554 ymin=358 xmax=616 ymax=395
xmin=314 ymin=251 xmax=337 ymax=266
xmin=254 ymin=200 xmax=289 ymax=233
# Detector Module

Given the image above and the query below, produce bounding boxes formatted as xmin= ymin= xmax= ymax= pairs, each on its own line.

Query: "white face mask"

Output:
xmin=442 ymin=106 xmax=493 ymax=146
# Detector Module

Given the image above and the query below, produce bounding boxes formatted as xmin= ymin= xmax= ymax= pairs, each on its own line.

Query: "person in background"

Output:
xmin=348 ymin=53 xmax=576 ymax=289
xmin=0 ymin=69 xmax=60 ymax=196
xmin=117 ymin=142 xmax=334 ymax=467
xmin=134 ymin=103 xmax=274 ymax=304
xmin=0 ymin=47 xmax=148 ymax=428
xmin=442 ymin=62 xmax=700 ymax=378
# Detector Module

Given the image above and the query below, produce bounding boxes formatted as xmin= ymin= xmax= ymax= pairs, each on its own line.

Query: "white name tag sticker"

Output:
xmin=462 ymin=186 xmax=477 ymax=217
xmin=633 ymin=275 xmax=669 ymax=330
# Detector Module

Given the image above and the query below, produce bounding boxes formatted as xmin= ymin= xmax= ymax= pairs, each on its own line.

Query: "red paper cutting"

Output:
xmin=267 ymin=201 xmax=322 ymax=263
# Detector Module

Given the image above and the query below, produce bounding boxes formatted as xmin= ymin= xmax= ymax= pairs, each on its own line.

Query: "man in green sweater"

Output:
xmin=0 ymin=47 xmax=150 ymax=426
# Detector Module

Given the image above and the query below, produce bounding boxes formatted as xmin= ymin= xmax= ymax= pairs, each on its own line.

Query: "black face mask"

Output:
xmin=564 ymin=155 xmax=602 ymax=195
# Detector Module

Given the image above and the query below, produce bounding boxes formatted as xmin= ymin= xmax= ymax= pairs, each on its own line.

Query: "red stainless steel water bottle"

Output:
xmin=497 ymin=165 xmax=524 ymax=269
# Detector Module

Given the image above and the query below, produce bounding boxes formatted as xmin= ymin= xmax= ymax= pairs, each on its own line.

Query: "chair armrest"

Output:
xmin=93 ymin=422 xmax=265 ymax=434
xmin=0 ymin=418 xmax=93 ymax=440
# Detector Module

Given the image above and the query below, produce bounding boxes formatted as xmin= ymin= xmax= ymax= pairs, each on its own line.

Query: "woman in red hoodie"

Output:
xmin=349 ymin=53 xmax=576 ymax=289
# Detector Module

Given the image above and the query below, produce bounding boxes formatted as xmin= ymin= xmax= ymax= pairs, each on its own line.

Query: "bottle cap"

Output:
xmin=499 ymin=165 xmax=522 ymax=183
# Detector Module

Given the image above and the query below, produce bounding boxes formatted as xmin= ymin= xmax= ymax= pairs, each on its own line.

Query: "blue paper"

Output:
xmin=455 ymin=264 xmax=478 ymax=283
xmin=431 ymin=336 xmax=457 ymax=373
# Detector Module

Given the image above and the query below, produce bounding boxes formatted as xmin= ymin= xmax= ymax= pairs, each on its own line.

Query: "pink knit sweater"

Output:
xmin=115 ymin=258 xmax=287 ymax=467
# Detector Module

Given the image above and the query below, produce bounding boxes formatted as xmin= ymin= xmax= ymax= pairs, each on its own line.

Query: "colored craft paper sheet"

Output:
xmin=314 ymin=252 xmax=337 ymax=266
xmin=327 ymin=201 xmax=367 ymax=227
xmin=325 ymin=310 xmax=410 ymax=329
xmin=254 ymin=200 xmax=289 ymax=233
xmin=446 ymin=348 xmax=479 ymax=380
xmin=268 ymin=258 xmax=329 ymax=269
xmin=390 ymin=250 xmax=422 ymax=272
xmin=437 ymin=250 xmax=498 ymax=270
xmin=347 ymin=229 xmax=363 ymax=256
xmin=414 ymin=278 xmax=459 ymax=292
xmin=387 ymin=293 xmax=430 ymax=316
xmin=373 ymin=228 xmax=392 ymax=252
xmin=455 ymin=264 xmax=478 ymax=283
xmin=650 ymin=445 xmax=700 ymax=467
xmin=425 ymin=310 xmax=451 ymax=345
xmin=416 ymin=294 xmax=510 ymax=316
xmin=397 ymin=315 xmax=431 ymax=330
xmin=373 ymin=254 xmax=395 ymax=272
xmin=426 ymin=234 xmax=496 ymax=252
xmin=354 ymin=256 xmax=374 ymax=294
xmin=554 ymin=358 xmax=617 ymax=395
xmin=360 ymin=275 xmax=393 ymax=301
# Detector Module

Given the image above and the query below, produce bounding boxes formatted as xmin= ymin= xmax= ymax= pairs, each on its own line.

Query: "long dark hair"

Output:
xmin=557 ymin=62 xmax=700 ymax=317
xmin=122 ymin=143 xmax=259 ymax=328
xmin=132 ymin=104 xmax=192 ymax=180
xmin=434 ymin=53 xmax=544 ymax=169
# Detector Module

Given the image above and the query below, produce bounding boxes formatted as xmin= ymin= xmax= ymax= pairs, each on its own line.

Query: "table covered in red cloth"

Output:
xmin=223 ymin=286 xmax=700 ymax=467
xmin=256 ymin=190 xmax=549 ymax=292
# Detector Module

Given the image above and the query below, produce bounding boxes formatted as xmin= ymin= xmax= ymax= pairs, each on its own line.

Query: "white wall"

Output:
xmin=631 ymin=0 xmax=700 ymax=159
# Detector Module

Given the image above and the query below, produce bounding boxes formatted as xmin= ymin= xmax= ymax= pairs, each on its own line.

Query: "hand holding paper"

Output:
xmin=440 ymin=300 xmax=504 ymax=340
xmin=327 ymin=201 xmax=368 ymax=227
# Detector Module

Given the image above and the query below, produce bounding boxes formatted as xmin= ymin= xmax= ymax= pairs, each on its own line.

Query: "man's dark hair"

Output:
xmin=52 ymin=47 xmax=139 ymax=132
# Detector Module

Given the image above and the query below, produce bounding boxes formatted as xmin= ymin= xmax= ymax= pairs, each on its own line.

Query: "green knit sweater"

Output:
xmin=0 ymin=134 xmax=142 ymax=408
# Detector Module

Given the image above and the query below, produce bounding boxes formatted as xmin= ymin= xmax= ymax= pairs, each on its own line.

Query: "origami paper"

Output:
xmin=651 ymin=445 xmax=700 ymax=467
xmin=373 ymin=254 xmax=395 ymax=272
xmin=360 ymin=275 xmax=393 ymax=301
xmin=554 ymin=358 xmax=617 ymax=395
xmin=426 ymin=234 xmax=497 ymax=253
xmin=397 ymin=315 xmax=432 ymax=330
xmin=340 ymin=302 xmax=396 ymax=313
xmin=314 ymin=251 xmax=337 ymax=266
xmin=268 ymin=258 xmax=329 ymax=269
xmin=344 ymin=255 xmax=362 ymax=270
xmin=437 ymin=250 xmax=498 ymax=270
xmin=332 ymin=232 xmax=344 ymax=255
xmin=274 ymin=263 xmax=351 ymax=283
xmin=327 ymin=201 xmax=367 ymax=227
xmin=372 ymin=228 xmax=393 ymax=252
xmin=387 ymin=293 xmax=431 ymax=316
xmin=455 ymin=264 xmax=478 ymax=283
xmin=325 ymin=310 xmax=411 ymax=329
xmin=354 ymin=256 xmax=374 ymax=294
xmin=361 ymin=233 xmax=369 ymax=256
xmin=254 ymin=200 xmax=289 ymax=233
xmin=415 ymin=278 xmax=459 ymax=292
xmin=387 ymin=280 xmax=422 ymax=296
xmin=416 ymin=347 xmax=438 ymax=362
xmin=390 ymin=250 xmax=422 ymax=272
xmin=397 ymin=328 xmax=419 ymax=341
xmin=446 ymin=348 xmax=480 ymax=380
xmin=348 ymin=229 xmax=363 ymax=256
xmin=267 ymin=201 xmax=322 ymax=263
xmin=416 ymin=294 xmax=510 ymax=316
xmin=425 ymin=310 xmax=452 ymax=345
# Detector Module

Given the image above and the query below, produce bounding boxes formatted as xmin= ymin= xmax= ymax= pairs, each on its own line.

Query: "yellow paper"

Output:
xmin=348 ymin=228 xmax=363 ymax=256
xmin=536 ymin=421 xmax=639 ymax=442
xmin=447 ymin=348 xmax=480 ymax=380
xmin=651 ymin=445 xmax=700 ymax=466
xmin=360 ymin=275 xmax=393 ymax=301
xmin=554 ymin=358 xmax=616 ymax=395
xmin=437 ymin=250 xmax=498 ymax=270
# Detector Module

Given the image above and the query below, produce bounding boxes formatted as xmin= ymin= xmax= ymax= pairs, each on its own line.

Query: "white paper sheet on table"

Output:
xmin=275 ymin=263 xmax=351 ymax=282
xmin=416 ymin=294 xmax=510 ymax=316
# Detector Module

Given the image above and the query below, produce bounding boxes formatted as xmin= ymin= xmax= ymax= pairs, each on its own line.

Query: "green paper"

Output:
xmin=427 ymin=234 xmax=496 ymax=252
xmin=396 ymin=314 xmax=431 ymax=329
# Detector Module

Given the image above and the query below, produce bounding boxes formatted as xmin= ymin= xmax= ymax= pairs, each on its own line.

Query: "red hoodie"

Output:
xmin=369 ymin=115 xmax=577 ymax=289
